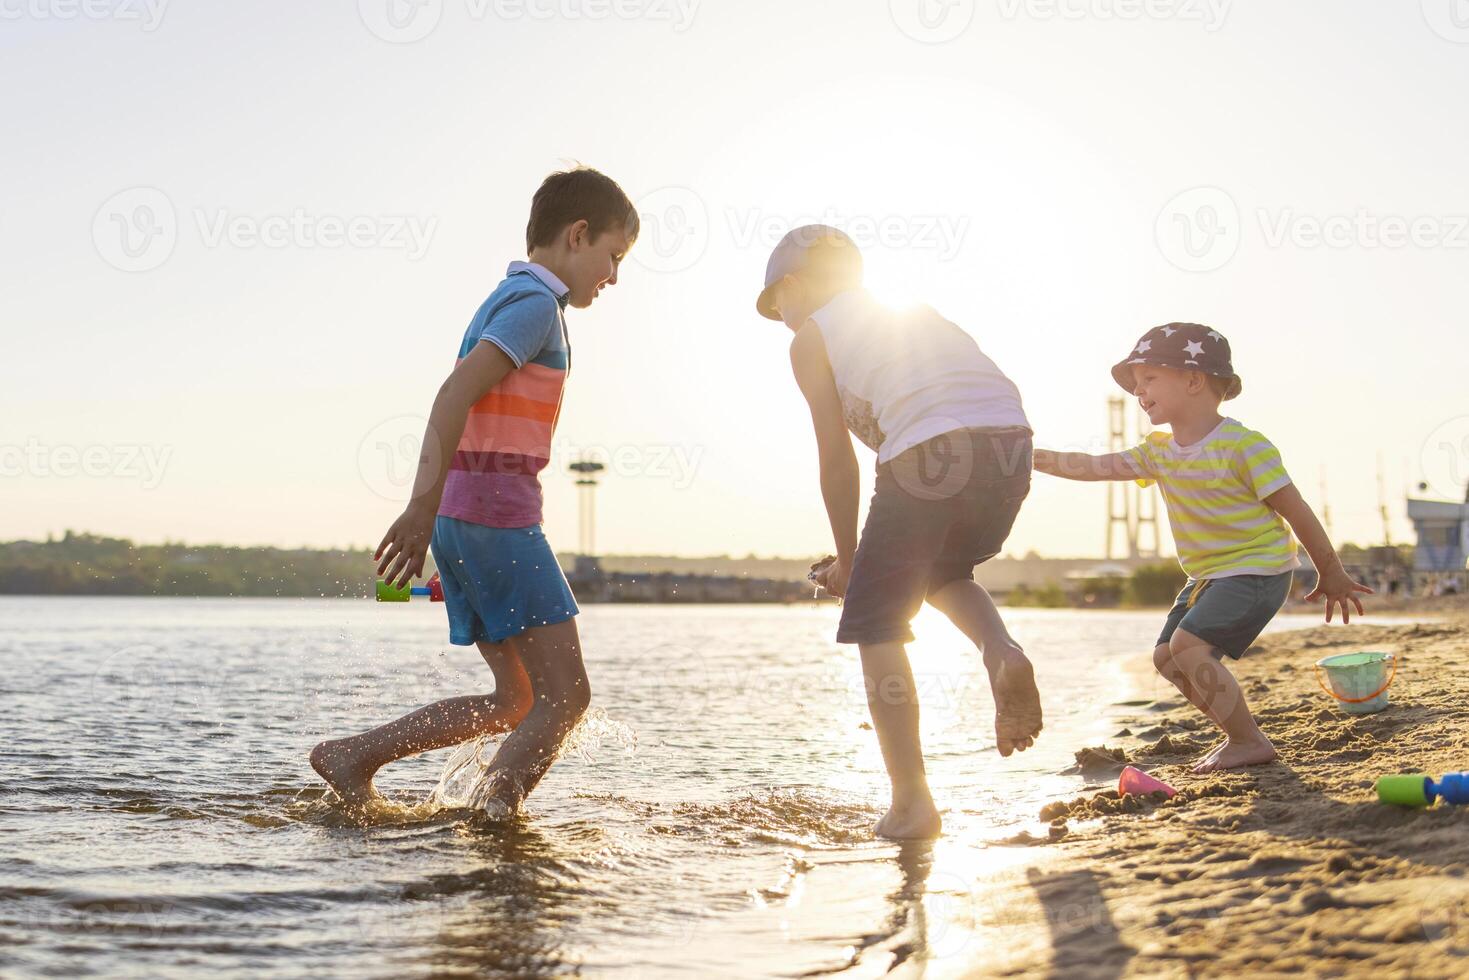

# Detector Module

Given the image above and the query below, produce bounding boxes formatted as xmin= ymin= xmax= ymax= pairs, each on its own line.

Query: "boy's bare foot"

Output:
xmin=466 ymin=777 xmax=518 ymax=819
xmin=985 ymin=646 xmax=1043 ymax=756
xmin=1191 ymin=736 xmax=1277 ymax=774
xmin=310 ymin=738 xmax=382 ymax=806
xmin=874 ymin=798 xmax=942 ymax=840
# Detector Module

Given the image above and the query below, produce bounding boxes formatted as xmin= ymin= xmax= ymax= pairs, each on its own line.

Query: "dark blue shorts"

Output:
xmin=430 ymin=516 xmax=579 ymax=646
xmin=836 ymin=427 xmax=1032 ymax=646
xmin=1157 ymin=571 xmax=1293 ymax=660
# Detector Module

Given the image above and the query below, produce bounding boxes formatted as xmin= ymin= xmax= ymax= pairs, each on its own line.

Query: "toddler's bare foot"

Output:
xmin=986 ymin=645 xmax=1043 ymax=756
xmin=874 ymin=798 xmax=942 ymax=840
xmin=1191 ymin=736 xmax=1277 ymax=774
xmin=310 ymin=738 xmax=381 ymax=806
xmin=1192 ymin=738 xmax=1226 ymax=768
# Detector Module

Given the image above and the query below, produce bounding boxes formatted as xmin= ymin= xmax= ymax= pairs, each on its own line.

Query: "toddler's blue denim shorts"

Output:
xmin=836 ymin=427 xmax=1032 ymax=646
xmin=1157 ymin=571 xmax=1293 ymax=660
xmin=430 ymin=516 xmax=579 ymax=646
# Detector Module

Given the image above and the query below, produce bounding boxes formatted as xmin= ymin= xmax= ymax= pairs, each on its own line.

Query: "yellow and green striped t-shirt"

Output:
xmin=1123 ymin=419 xmax=1300 ymax=580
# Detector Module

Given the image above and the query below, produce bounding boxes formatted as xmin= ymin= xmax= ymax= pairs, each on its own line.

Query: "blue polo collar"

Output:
xmin=507 ymin=261 xmax=570 ymax=307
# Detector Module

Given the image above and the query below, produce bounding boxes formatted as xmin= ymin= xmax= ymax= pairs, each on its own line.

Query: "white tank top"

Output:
xmin=809 ymin=290 xmax=1030 ymax=463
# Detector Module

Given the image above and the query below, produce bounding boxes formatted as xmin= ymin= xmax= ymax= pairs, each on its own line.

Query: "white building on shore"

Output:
xmin=1407 ymin=485 xmax=1469 ymax=595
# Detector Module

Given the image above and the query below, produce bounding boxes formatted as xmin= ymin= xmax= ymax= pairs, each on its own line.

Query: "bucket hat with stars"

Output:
xmin=1111 ymin=322 xmax=1243 ymax=400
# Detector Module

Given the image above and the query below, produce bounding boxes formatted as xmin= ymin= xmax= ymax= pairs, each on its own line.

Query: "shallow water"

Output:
xmin=0 ymin=597 xmax=1323 ymax=977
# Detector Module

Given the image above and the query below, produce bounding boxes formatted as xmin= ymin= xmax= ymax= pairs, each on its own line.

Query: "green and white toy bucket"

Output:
xmin=1314 ymin=651 xmax=1396 ymax=715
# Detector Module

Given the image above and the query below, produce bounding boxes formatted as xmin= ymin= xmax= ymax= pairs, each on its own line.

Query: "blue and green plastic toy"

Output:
xmin=375 ymin=572 xmax=444 ymax=603
xmin=1377 ymin=772 xmax=1469 ymax=807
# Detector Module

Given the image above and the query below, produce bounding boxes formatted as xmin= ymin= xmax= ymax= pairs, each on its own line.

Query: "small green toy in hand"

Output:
xmin=375 ymin=572 xmax=444 ymax=603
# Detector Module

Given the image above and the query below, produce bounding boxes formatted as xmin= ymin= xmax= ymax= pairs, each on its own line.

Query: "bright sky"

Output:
xmin=3 ymin=1 xmax=1466 ymax=559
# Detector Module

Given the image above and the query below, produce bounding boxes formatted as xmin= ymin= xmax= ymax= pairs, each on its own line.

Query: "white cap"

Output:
xmin=755 ymin=224 xmax=861 ymax=320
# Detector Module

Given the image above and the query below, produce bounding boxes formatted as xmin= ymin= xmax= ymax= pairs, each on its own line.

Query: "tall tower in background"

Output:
xmin=1105 ymin=396 xmax=1161 ymax=560
xmin=569 ymin=458 xmax=605 ymax=556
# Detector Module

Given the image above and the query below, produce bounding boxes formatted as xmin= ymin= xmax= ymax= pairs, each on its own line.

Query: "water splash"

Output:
xmin=427 ymin=736 xmax=502 ymax=809
xmin=560 ymin=707 xmax=638 ymax=762
xmin=429 ymin=708 xmax=637 ymax=810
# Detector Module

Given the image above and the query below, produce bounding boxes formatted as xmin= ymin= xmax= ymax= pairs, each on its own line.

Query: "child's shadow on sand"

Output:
xmin=871 ymin=845 xmax=1134 ymax=979
xmin=1238 ymin=762 xmax=1468 ymax=871
xmin=1025 ymin=866 xmax=1134 ymax=980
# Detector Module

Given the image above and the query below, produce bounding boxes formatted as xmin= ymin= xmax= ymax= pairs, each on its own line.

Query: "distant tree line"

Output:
xmin=2 ymin=532 xmax=1393 ymax=601
xmin=1008 ymin=563 xmax=1189 ymax=609
xmin=0 ymin=531 xmax=383 ymax=597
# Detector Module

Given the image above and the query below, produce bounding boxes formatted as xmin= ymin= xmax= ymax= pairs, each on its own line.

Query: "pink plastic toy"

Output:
xmin=1118 ymin=765 xmax=1177 ymax=799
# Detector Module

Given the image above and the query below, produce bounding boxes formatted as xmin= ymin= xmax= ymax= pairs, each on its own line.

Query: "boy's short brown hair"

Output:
xmin=525 ymin=167 xmax=639 ymax=252
xmin=1204 ymin=373 xmax=1243 ymax=401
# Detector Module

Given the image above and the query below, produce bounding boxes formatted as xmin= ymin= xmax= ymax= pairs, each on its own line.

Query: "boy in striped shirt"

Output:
xmin=1034 ymin=323 xmax=1370 ymax=773
xmin=311 ymin=168 xmax=637 ymax=814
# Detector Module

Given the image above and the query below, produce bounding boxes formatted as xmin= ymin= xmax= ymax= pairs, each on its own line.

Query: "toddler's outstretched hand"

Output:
xmin=1306 ymin=566 xmax=1374 ymax=624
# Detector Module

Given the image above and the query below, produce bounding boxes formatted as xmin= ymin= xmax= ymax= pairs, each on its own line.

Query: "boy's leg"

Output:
xmin=926 ymin=579 xmax=1042 ymax=755
xmin=1164 ymin=630 xmax=1276 ymax=773
xmin=860 ymin=640 xmax=942 ymax=840
xmin=311 ymin=639 xmax=535 ymax=805
xmin=468 ymin=617 xmax=591 ymax=815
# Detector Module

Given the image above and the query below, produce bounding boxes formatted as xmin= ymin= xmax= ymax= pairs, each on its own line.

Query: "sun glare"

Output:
xmin=863 ymin=252 xmax=925 ymax=312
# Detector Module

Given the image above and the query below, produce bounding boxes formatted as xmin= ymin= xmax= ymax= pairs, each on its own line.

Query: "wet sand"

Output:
xmin=964 ymin=613 xmax=1469 ymax=978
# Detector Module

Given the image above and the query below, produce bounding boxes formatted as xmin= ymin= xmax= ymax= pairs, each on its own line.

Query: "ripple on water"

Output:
xmin=10 ymin=599 xmax=1289 ymax=978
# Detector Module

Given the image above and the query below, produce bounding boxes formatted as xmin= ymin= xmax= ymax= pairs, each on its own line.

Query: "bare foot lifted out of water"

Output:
xmin=873 ymin=799 xmax=942 ymax=840
xmin=986 ymin=647 xmax=1043 ymax=756
xmin=310 ymin=738 xmax=382 ymax=806
xmin=1191 ymin=736 xmax=1277 ymax=774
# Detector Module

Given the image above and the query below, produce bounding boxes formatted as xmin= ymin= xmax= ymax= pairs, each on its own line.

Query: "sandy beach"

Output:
xmin=959 ymin=610 xmax=1469 ymax=978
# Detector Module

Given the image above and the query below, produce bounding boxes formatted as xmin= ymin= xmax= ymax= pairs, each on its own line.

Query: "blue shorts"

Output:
xmin=837 ymin=427 xmax=1032 ymax=646
xmin=430 ymin=516 xmax=579 ymax=646
xmin=1157 ymin=572 xmax=1293 ymax=660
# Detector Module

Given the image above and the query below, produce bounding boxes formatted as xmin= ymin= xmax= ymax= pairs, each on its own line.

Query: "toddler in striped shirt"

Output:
xmin=1034 ymin=323 xmax=1370 ymax=773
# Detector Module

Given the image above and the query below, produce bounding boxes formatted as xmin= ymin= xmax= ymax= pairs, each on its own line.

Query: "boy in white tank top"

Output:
xmin=756 ymin=225 xmax=1042 ymax=840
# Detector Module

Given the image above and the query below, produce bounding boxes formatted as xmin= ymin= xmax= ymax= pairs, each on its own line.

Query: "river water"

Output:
xmin=0 ymin=597 xmax=1324 ymax=977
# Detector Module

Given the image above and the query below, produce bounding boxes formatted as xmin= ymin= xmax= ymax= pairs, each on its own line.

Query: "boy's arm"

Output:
xmin=790 ymin=322 xmax=859 ymax=594
xmin=376 ymin=341 xmax=517 ymax=587
xmin=1033 ymin=449 xmax=1139 ymax=482
xmin=1263 ymin=483 xmax=1374 ymax=623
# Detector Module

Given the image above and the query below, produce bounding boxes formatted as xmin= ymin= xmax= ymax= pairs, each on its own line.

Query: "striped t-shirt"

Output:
xmin=1123 ymin=418 xmax=1300 ymax=580
xmin=438 ymin=262 xmax=569 ymax=529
